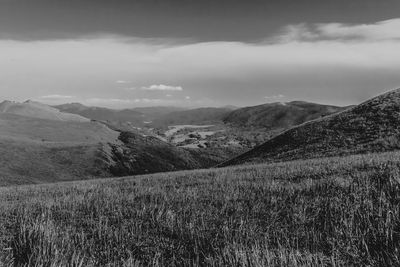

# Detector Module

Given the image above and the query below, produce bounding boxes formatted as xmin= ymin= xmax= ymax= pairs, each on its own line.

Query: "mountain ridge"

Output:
xmin=223 ymin=101 xmax=350 ymax=130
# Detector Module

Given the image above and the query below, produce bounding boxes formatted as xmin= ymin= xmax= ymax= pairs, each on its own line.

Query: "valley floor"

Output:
xmin=1 ymin=151 xmax=400 ymax=266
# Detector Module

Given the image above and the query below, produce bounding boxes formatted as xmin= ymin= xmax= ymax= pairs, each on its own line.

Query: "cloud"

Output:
xmin=185 ymin=96 xmax=191 ymax=100
xmin=282 ymin=19 xmax=400 ymax=42
xmin=123 ymin=87 xmax=138 ymax=91
xmin=2 ymin=19 xmax=400 ymax=107
xmin=141 ymin=84 xmax=183 ymax=91
xmin=39 ymin=95 xmax=74 ymax=99
xmin=116 ymin=80 xmax=131 ymax=84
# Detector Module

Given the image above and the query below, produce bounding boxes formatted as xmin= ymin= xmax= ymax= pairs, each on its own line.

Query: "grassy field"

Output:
xmin=1 ymin=151 xmax=400 ymax=266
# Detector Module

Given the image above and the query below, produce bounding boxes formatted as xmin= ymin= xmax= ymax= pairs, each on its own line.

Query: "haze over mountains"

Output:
xmin=221 ymin=88 xmax=400 ymax=167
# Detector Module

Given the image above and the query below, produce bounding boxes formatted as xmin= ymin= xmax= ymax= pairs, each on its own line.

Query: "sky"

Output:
xmin=1 ymin=0 xmax=400 ymax=108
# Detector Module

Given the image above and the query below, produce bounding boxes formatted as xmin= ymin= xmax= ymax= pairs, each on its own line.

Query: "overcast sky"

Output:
xmin=1 ymin=0 xmax=400 ymax=108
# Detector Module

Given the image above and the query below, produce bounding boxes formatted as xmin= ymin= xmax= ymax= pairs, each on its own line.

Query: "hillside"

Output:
xmin=0 ymin=102 xmax=238 ymax=185
xmin=0 ymin=100 xmax=90 ymax=122
xmin=0 ymin=140 xmax=114 ymax=186
xmin=223 ymin=101 xmax=347 ymax=130
xmin=221 ymin=88 xmax=400 ymax=166
xmin=0 ymin=110 xmax=121 ymax=185
xmin=0 ymin=113 xmax=119 ymax=144
xmin=2 ymin=151 xmax=400 ymax=266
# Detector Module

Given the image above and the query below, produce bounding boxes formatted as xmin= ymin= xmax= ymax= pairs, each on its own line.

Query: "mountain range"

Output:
xmin=55 ymin=101 xmax=346 ymax=133
xmin=3 ymin=89 xmax=400 ymax=186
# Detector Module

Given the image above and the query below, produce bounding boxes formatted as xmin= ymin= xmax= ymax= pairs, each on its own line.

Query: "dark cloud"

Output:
xmin=1 ymin=0 xmax=399 ymax=41
xmin=2 ymin=18 xmax=400 ymax=108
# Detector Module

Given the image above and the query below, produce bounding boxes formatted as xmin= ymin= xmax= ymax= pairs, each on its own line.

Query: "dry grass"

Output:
xmin=1 ymin=151 xmax=400 ymax=266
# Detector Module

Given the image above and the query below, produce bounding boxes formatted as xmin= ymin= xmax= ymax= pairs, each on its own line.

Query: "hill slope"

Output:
xmin=221 ymin=88 xmax=400 ymax=166
xmin=0 ymin=100 xmax=90 ymax=122
xmin=223 ymin=101 xmax=347 ymax=130
xmin=0 ymin=109 xmax=121 ymax=185
xmin=0 ymin=113 xmax=119 ymax=144
xmin=2 ymin=151 xmax=400 ymax=266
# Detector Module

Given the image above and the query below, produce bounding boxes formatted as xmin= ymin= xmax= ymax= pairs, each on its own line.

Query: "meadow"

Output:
xmin=1 ymin=151 xmax=400 ymax=266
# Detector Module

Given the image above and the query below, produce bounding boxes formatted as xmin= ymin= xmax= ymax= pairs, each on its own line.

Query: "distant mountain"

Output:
xmin=55 ymin=103 xmax=144 ymax=125
xmin=0 ymin=100 xmax=90 ymax=122
xmin=151 ymin=107 xmax=233 ymax=127
xmin=220 ymin=88 xmax=400 ymax=166
xmin=131 ymin=106 xmax=188 ymax=118
xmin=223 ymin=101 xmax=348 ymax=130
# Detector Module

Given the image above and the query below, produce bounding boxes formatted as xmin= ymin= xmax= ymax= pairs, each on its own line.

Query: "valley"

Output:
xmin=2 ymin=89 xmax=400 ymax=265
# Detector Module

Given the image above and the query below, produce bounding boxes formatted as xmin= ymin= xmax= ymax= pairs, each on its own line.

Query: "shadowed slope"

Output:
xmin=109 ymin=132 xmax=241 ymax=176
xmin=220 ymin=88 xmax=400 ymax=166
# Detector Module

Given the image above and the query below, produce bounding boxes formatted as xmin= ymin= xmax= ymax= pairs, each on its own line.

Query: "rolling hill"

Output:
xmin=0 ymin=100 xmax=90 ymax=122
xmin=223 ymin=101 xmax=348 ymax=130
xmin=0 ymin=112 xmax=119 ymax=144
xmin=220 ymin=88 xmax=400 ymax=166
xmin=0 ymin=111 xmax=120 ymax=185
